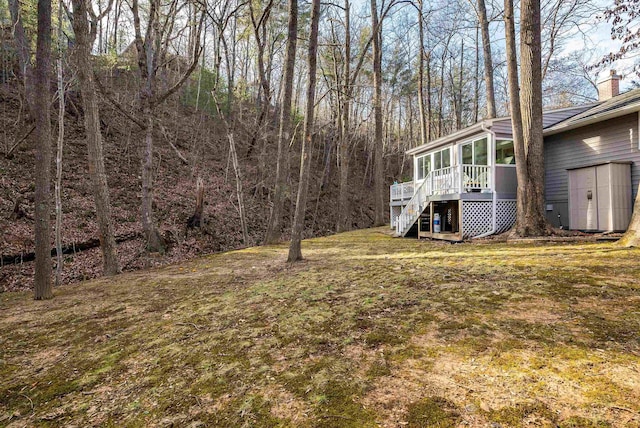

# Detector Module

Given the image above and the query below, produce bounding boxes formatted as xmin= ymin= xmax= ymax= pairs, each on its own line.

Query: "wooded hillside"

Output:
xmin=0 ymin=66 xmax=397 ymax=291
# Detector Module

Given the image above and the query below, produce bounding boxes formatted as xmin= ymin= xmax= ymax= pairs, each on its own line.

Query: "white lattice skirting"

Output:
xmin=462 ymin=199 xmax=517 ymax=239
xmin=462 ymin=201 xmax=493 ymax=238
xmin=496 ymin=200 xmax=517 ymax=234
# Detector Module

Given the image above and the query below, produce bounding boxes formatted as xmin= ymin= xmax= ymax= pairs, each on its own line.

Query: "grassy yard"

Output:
xmin=1 ymin=228 xmax=640 ymax=427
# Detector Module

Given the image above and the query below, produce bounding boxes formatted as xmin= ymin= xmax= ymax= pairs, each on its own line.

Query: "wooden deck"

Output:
xmin=418 ymin=231 xmax=463 ymax=241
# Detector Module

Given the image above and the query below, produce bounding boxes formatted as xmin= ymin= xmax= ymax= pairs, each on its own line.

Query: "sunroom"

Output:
xmin=390 ymin=124 xmax=518 ymax=240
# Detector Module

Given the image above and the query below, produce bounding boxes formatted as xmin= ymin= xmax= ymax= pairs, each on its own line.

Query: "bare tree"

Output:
xmin=519 ymin=0 xmax=548 ymax=235
xmin=130 ymin=0 xmax=204 ymax=252
xmin=246 ymin=0 xmax=275 ymax=160
xmin=55 ymin=0 xmax=65 ymax=287
xmin=337 ymin=0 xmax=351 ymax=232
xmin=288 ymin=0 xmax=320 ymax=262
xmin=71 ymin=0 xmax=121 ymax=275
xmin=475 ymin=0 xmax=496 ymax=118
xmin=264 ymin=0 xmax=298 ymax=244
xmin=34 ymin=0 xmax=53 ymax=299
xmin=371 ymin=0 xmax=385 ymax=226
xmin=416 ymin=0 xmax=428 ymax=144
xmin=213 ymin=95 xmax=250 ymax=245
xmin=8 ymin=0 xmax=34 ymax=110
xmin=504 ymin=0 xmax=526 ymax=232
xmin=599 ymin=0 xmax=640 ymax=77
xmin=505 ymin=0 xmax=549 ymax=236
xmin=8 ymin=0 xmax=55 ymax=296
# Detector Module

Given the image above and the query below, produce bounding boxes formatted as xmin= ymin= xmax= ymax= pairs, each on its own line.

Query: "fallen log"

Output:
xmin=0 ymin=232 xmax=141 ymax=267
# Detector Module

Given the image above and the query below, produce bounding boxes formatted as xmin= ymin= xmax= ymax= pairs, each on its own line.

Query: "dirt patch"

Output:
xmin=495 ymin=299 xmax=565 ymax=324
xmin=262 ymin=385 xmax=310 ymax=424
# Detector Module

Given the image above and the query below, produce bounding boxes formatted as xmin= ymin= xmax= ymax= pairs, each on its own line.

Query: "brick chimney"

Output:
xmin=597 ymin=70 xmax=621 ymax=101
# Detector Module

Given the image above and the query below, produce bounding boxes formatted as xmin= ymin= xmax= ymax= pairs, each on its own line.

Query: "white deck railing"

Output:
xmin=390 ymin=181 xmax=414 ymax=201
xmin=392 ymin=164 xmax=491 ymax=235
xmin=432 ymin=166 xmax=459 ymax=195
xmin=461 ymin=165 xmax=490 ymax=191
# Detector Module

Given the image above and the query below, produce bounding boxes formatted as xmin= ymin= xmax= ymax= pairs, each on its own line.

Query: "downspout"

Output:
xmin=472 ymin=122 xmax=497 ymax=239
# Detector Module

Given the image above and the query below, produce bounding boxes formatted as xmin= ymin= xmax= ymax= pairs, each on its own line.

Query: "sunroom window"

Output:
xmin=416 ymin=154 xmax=431 ymax=180
xmin=462 ymin=137 xmax=488 ymax=165
xmin=434 ymin=148 xmax=451 ymax=170
xmin=495 ymin=139 xmax=515 ymax=164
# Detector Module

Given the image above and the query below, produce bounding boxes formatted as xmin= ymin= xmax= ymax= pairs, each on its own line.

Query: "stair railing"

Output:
xmin=395 ymin=171 xmax=433 ymax=235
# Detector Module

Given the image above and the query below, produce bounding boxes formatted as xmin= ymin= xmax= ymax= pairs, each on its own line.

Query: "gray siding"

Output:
xmin=544 ymin=113 xmax=640 ymax=229
xmin=495 ymin=166 xmax=517 ymax=197
xmin=491 ymin=118 xmax=514 ymax=138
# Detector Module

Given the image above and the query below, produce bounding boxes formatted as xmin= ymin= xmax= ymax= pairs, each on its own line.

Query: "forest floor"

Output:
xmin=1 ymin=227 xmax=640 ymax=427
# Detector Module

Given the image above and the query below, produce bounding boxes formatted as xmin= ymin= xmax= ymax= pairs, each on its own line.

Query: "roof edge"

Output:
xmin=406 ymin=121 xmax=490 ymax=156
xmin=544 ymin=101 xmax=640 ymax=136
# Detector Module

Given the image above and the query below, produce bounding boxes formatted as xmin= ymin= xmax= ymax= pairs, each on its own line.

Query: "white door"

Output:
xmin=569 ymin=167 xmax=598 ymax=230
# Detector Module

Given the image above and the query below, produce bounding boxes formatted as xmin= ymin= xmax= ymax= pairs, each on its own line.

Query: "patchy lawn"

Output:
xmin=1 ymin=228 xmax=640 ymax=427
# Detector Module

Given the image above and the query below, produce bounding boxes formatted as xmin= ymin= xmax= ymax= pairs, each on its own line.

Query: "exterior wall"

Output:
xmin=491 ymin=119 xmax=514 ymax=138
xmin=494 ymin=166 xmax=517 ymax=197
xmin=544 ymin=113 xmax=640 ymax=229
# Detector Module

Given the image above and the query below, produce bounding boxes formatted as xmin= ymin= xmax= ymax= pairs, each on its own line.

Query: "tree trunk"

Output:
xmin=55 ymin=0 xmax=64 ymax=287
xmin=504 ymin=0 xmax=527 ymax=233
xmin=228 ymin=130 xmax=249 ymax=244
xmin=426 ymin=51 xmax=432 ymax=141
xmin=417 ymin=0 xmax=427 ymax=146
xmin=337 ymin=0 xmax=351 ymax=233
xmin=371 ymin=0 xmax=385 ymax=227
xmin=619 ymin=191 xmax=640 ymax=246
xmin=455 ymin=40 xmax=464 ymax=130
xmin=141 ymin=108 xmax=165 ymax=252
xmin=264 ymin=0 xmax=298 ymax=244
xmin=519 ymin=0 xmax=548 ymax=236
xmin=478 ymin=0 xmax=496 ymax=119
xmin=112 ymin=0 xmax=121 ymax=51
xmin=438 ymin=43 xmax=448 ymax=137
xmin=247 ymin=0 xmax=274 ymax=162
xmin=130 ymin=0 xmax=203 ymax=252
xmin=288 ymin=0 xmax=320 ymax=262
xmin=187 ymin=177 xmax=205 ymax=230
xmin=34 ymin=0 xmax=53 ymax=300
xmin=473 ymin=26 xmax=479 ymax=123
xmin=505 ymin=0 xmax=549 ymax=237
xmin=72 ymin=0 xmax=121 ymax=275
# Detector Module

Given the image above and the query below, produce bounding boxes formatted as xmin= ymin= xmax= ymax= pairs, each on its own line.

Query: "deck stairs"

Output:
xmin=394 ymin=173 xmax=433 ymax=237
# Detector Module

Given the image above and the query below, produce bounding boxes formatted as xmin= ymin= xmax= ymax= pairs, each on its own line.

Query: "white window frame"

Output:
xmin=460 ymin=135 xmax=491 ymax=166
xmin=415 ymin=153 xmax=431 ymax=181
xmin=434 ymin=147 xmax=452 ymax=170
xmin=495 ymin=138 xmax=516 ymax=167
xmin=414 ymin=146 xmax=453 ymax=182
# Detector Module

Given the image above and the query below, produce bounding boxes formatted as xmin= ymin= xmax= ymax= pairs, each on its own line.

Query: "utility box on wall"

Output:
xmin=567 ymin=162 xmax=632 ymax=232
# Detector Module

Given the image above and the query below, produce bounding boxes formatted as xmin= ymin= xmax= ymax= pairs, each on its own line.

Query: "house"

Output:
xmin=391 ymin=71 xmax=640 ymax=240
